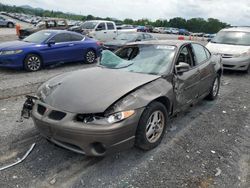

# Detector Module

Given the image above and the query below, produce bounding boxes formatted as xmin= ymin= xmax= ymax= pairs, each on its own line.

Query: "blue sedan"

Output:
xmin=0 ymin=30 xmax=102 ymax=71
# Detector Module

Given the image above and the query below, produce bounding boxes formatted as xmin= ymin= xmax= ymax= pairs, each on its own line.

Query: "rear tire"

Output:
xmin=135 ymin=101 xmax=168 ymax=151
xmin=7 ymin=22 xmax=14 ymax=28
xmin=206 ymin=74 xmax=220 ymax=100
xmin=24 ymin=54 xmax=42 ymax=72
xmin=85 ymin=50 xmax=96 ymax=64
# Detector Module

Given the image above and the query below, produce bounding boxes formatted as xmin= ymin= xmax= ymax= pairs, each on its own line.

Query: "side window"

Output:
xmin=192 ymin=44 xmax=208 ymax=65
xmin=107 ymin=22 xmax=115 ymax=30
xmin=51 ymin=33 xmax=71 ymax=43
xmin=97 ymin=22 xmax=106 ymax=30
xmin=70 ymin=33 xmax=84 ymax=41
xmin=46 ymin=21 xmax=56 ymax=28
xmin=57 ymin=20 xmax=67 ymax=27
xmin=137 ymin=34 xmax=143 ymax=41
xmin=144 ymin=34 xmax=152 ymax=39
xmin=177 ymin=46 xmax=193 ymax=67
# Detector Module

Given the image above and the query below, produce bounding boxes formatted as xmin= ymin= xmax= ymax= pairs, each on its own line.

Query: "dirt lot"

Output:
xmin=0 ymin=29 xmax=249 ymax=188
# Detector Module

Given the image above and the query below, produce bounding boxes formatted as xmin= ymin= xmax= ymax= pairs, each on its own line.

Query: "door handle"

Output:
xmin=68 ymin=44 xmax=74 ymax=46
xmin=114 ymin=31 xmax=116 ymax=33
xmin=104 ymin=32 xmax=107 ymax=34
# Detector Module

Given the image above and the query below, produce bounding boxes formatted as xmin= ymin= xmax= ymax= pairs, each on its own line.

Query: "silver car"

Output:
xmin=206 ymin=27 xmax=250 ymax=73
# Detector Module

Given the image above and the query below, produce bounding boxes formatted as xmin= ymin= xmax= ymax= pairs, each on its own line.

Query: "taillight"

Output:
xmin=96 ymin=41 xmax=103 ymax=46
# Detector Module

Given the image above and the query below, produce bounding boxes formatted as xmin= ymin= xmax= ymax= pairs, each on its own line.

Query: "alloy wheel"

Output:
xmin=145 ymin=110 xmax=165 ymax=143
xmin=27 ymin=56 xmax=41 ymax=71
xmin=86 ymin=50 xmax=96 ymax=63
xmin=212 ymin=77 xmax=219 ymax=97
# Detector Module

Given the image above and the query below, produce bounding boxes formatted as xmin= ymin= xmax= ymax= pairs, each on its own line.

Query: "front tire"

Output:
xmin=24 ymin=54 xmax=42 ymax=72
xmin=85 ymin=50 xmax=96 ymax=64
xmin=135 ymin=101 xmax=168 ymax=151
xmin=206 ymin=74 xmax=220 ymax=100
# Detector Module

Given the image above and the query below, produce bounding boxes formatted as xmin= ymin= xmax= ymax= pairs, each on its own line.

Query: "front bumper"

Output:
xmin=31 ymin=101 xmax=144 ymax=156
xmin=221 ymin=56 xmax=250 ymax=71
xmin=0 ymin=54 xmax=24 ymax=69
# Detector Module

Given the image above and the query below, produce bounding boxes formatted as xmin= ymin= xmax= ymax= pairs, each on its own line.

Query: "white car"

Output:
xmin=206 ymin=27 xmax=250 ymax=73
xmin=80 ymin=20 xmax=136 ymax=42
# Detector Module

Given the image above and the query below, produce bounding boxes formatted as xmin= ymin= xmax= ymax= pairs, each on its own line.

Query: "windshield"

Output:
xmin=211 ymin=31 xmax=250 ymax=46
xmin=115 ymin=33 xmax=137 ymax=41
xmin=81 ymin=21 xmax=98 ymax=29
xmin=23 ymin=31 xmax=53 ymax=43
xmin=99 ymin=45 xmax=176 ymax=75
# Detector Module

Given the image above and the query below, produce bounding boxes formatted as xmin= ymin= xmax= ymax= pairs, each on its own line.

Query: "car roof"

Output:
xmin=39 ymin=29 xmax=83 ymax=36
xmin=85 ymin=20 xmax=114 ymax=23
xmin=221 ymin=27 xmax=250 ymax=32
xmin=127 ymin=40 xmax=198 ymax=48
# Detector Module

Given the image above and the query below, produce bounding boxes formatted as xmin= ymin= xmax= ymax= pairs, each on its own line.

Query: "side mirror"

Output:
xmin=207 ymin=38 xmax=211 ymax=42
xmin=47 ymin=40 xmax=55 ymax=47
xmin=176 ymin=62 xmax=190 ymax=74
xmin=136 ymin=39 xmax=141 ymax=42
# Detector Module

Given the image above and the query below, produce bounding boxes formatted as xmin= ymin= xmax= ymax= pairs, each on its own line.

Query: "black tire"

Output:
xmin=244 ymin=64 xmax=250 ymax=74
xmin=206 ymin=74 xmax=220 ymax=100
xmin=85 ymin=49 xmax=96 ymax=64
xmin=135 ymin=101 xmax=168 ymax=151
xmin=24 ymin=54 xmax=42 ymax=72
xmin=7 ymin=22 xmax=14 ymax=28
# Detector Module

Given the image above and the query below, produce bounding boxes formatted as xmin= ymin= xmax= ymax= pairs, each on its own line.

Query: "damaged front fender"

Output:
xmin=106 ymin=78 xmax=175 ymax=115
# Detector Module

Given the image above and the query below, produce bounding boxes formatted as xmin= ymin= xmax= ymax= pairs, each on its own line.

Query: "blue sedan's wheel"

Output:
xmin=24 ymin=54 xmax=42 ymax=72
xmin=85 ymin=50 xmax=96 ymax=64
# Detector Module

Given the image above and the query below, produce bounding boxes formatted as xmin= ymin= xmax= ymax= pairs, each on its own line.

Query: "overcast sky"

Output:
xmin=2 ymin=0 xmax=250 ymax=25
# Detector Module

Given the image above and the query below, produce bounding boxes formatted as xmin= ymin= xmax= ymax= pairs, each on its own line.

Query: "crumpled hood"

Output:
xmin=206 ymin=42 xmax=250 ymax=55
xmin=40 ymin=67 xmax=160 ymax=113
xmin=0 ymin=41 xmax=35 ymax=51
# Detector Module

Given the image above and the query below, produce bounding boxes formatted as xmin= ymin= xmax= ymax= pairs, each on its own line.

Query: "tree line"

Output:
xmin=0 ymin=3 xmax=230 ymax=33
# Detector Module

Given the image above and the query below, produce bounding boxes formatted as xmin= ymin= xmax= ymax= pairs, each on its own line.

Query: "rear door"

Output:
xmin=174 ymin=44 xmax=201 ymax=108
xmin=94 ymin=22 xmax=107 ymax=41
xmin=191 ymin=43 xmax=215 ymax=96
xmin=106 ymin=22 xmax=117 ymax=41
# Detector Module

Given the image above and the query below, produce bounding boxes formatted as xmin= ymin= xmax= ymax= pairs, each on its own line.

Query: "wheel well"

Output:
xmin=153 ymin=96 xmax=172 ymax=115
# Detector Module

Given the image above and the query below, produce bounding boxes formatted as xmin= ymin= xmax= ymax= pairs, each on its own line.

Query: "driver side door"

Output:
xmin=173 ymin=44 xmax=201 ymax=109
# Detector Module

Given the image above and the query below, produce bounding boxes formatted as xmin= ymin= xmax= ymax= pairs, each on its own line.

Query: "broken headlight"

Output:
xmin=77 ymin=110 xmax=135 ymax=124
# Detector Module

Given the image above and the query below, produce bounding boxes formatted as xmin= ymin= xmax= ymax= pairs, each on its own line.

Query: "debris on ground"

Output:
xmin=0 ymin=143 xmax=36 ymax=171
xmin=49 ymin=178 xmax=57 ymax=185
xmin=215 ymin=168 xmax=222 ymax=176
xmin=211 ymin=150 xmax=216 ymax=154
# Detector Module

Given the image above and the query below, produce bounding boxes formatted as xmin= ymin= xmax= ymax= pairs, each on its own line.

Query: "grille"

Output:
xmin=37 ymin=104 xmax=46 ymax=115
xmin=221 ymin=54 xmax=233 ymax=58
xmin=48 ymin=110 xmax=66 ymax=121
xmin=223 ymin=64 xmax=235 ymax=68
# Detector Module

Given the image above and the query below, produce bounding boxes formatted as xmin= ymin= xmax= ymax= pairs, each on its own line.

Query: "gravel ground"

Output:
xmin=0 ymin=71 xmax=249 ymax=188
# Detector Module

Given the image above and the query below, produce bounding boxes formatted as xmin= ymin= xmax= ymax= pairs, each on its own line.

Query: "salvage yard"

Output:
xmin=0 ymin=49 xmax=249 ymax=187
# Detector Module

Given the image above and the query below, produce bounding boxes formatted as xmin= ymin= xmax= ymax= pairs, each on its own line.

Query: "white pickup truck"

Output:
xmin=80 ymin=20 xmax=137 ymax=42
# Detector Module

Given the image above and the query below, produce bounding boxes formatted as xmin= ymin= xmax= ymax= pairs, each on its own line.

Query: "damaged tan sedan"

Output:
xmin=22 ymin=40 xmax=222 ymax=156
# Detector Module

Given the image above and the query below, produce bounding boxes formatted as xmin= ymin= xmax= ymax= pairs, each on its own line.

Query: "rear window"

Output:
xmin=107 ymin=22 xmax=115 ymax=30
xmin=70 ymin=33 xmax=84 ymax=41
